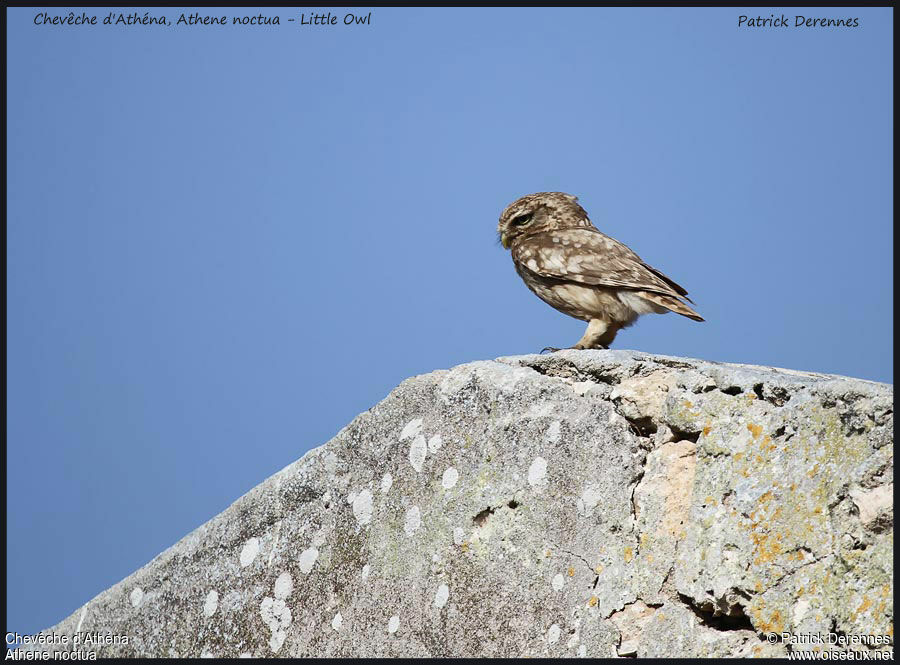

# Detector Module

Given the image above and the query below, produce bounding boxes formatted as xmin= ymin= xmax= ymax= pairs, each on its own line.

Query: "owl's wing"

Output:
xmin=513 ymin=228 xmax=693 ymax=301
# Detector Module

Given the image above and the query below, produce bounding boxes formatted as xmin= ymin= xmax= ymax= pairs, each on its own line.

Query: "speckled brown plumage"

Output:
xmin=497 ymin=192 xmax=703 ymax=350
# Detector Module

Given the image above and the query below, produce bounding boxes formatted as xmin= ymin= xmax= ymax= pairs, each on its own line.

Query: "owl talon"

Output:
xmin=540 ymin=346 xmax=562 ymax=354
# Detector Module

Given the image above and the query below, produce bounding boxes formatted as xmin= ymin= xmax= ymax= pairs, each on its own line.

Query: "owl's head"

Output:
xmin=497 ymin=192 xmax=591 ymax=249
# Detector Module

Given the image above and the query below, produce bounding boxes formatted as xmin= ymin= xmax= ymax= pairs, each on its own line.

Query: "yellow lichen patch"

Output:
xmin=461 ymin=542 xmax=469 ymax=552
xmin=683 ymin=400 xmax=693 ymax=408
xmin=702 ymin=425 xmax=711 ymax=437
xmin=588 ymin=596 xmax=598 ymax=607
xmin=624 ymin=546 xmax=634 ymax=563
xmin=755 ymin=581 xmax=763 ymax=592
xmin=853 ymin=595 xmax=873 ymax=620
xmin=734 ymin=452 xmax=745 ymax=462
xmin=747 ymin=392 xmax=757 ymax=400
xmin=545 ymin=549 xmax=552 ymax=557
xmin=750 ymin=526 xmax=785 ymax=565
xmin=640 ymin=533 xmax=649 ymax=548
xmin=568 ymin=566 xmax=575 ymax=577
xmin=594 ymin=565 xmax=603 ymax=574
xmin=807 ymin=464 xmax=819 ymax=479
xmin=747 ymin=423 xmax=763 ymax=439
xmin=646 ymin=553 xmax=654 ymax=563
xmin=753 ymin=606 xmax=784 ymax=634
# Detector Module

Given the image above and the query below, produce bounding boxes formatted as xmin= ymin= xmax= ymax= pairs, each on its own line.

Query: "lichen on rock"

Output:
xmin=19 ymin=351 xmax=893 ymax=658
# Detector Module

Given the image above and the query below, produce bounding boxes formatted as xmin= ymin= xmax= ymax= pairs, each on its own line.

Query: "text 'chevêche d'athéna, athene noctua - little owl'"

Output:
xmin=497 ymin=192 xmax=703 ymax=351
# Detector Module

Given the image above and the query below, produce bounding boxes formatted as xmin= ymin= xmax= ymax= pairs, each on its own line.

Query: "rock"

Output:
xmin=19 ymin=350 xmax=893 ymax=657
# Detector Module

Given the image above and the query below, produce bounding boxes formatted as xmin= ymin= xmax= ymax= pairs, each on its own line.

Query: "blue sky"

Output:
xmin=6 ymin=7 xmax=892 ymax=635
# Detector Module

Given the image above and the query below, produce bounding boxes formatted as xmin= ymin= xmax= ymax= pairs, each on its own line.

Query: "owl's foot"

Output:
xmin=540 ymin=344 xmax=607 ymax=353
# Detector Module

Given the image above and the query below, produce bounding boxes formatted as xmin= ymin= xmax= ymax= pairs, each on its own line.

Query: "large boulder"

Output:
xmin=20 ymin=351 xmax=893 ymax=657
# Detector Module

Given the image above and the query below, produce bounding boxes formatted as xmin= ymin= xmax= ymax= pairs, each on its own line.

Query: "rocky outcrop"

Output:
xmin=21 ymin=351 xmax=893 ymax=657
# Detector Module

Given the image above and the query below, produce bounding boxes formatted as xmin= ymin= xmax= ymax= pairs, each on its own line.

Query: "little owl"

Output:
xmin=498 ymin=192 xmax=703 ymax=350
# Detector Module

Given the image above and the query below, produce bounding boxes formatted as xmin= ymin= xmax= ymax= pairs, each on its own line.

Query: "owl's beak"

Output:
xmin=500 ymin=231 xmax=510 ymax=249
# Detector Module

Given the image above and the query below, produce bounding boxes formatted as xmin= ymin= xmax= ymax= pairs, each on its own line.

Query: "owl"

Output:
xmin=497 ymin=192 xmax=703 ymax=350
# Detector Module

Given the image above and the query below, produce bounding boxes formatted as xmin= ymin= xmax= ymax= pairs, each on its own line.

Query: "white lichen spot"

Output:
xmin=528 ymin=457 xmax=548 ymax=487
xmin=548 ymin=623 xmax=561 ymax=645
xmin=409 ymin=435 xmax=427 ymax=472
xmin=260 ymin=596 xmax=291 ymax=653
xmin=346 ymin=491 xmax=357 ymax=505
xmin=240 ymin=537 xmax=260 ymax=568
xmin=578 ymin=645 xmax=587 ymax=657
xmin=441 ymin=467 xmax=459 ymax=489
xmin=579 ymin=484 xmax=604 ymax=515
xmin=352 ymin=489 xmax=374 ymax=525
xmin=380 ymin=473 xmax=393 ymax=493
xmin=387 ymin=615 xmax=400 ymax=634
xmin=203 ymin=590 xmax=219 ymax=618
xmin=332 ymin=612 xmax=343 ymax=631
xmin=453 ymin=527 xmax=465 ymax=545
xmin=434 ymin=584 xmax=450 ymax=609
xmin=404 ymin=506 xmax=422 ymax=536
xmin=130 ymin=588 xmax=144 ymax=608
xmin=298 ymin=547 xmax=319 ymax=575
xmin=361 ymin=564 xmax=370 ymax=580
xmin=399 ymin=418 xmax=423 ymax=441
xmin=274 ymin=572 xmax=293 ymax=600
xmin=239 ymin=654 xmax=253 ymax=659
xmin=552 ymin=573 xmax=565 ymax=591
xmin=428 ymin=435 xmax=443 ymax=452
xmin=793 ymin=599 xmax=811 ymax=623
xmin=546 ymin=421 xmax=561 ymax=443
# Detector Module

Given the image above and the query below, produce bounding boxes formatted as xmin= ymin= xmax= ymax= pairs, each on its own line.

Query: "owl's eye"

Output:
xmin=511 ymin=213 xmax=533 ymax=227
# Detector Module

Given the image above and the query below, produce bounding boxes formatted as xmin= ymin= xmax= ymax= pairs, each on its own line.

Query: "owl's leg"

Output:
xmin=573 ymin=319 xmax=620 ymax=350
xmin=541 ymin=320 xmax=620 ymax=353
xmin=596 ymin=322 xmax=622 ymax=348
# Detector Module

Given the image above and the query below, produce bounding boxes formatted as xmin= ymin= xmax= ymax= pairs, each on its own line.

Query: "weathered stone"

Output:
xmin=19 ymin=351 xmax=893 ymax=657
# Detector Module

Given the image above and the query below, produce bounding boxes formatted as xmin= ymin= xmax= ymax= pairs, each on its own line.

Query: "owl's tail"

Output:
xmin=636 ymin=291 xmax=704 ymax=322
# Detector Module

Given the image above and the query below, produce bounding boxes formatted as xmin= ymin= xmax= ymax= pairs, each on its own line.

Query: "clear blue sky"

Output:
xmin=6 ymin=7 xmax=893 ymax=636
